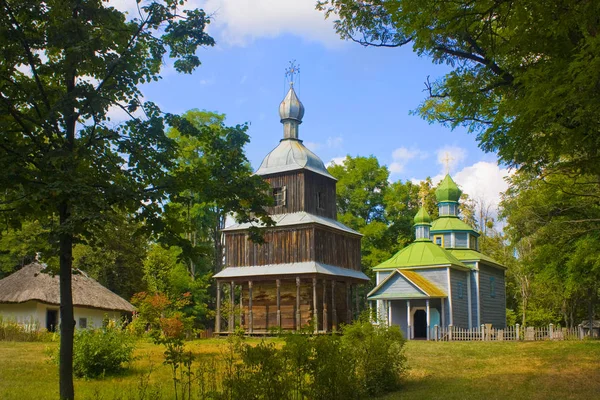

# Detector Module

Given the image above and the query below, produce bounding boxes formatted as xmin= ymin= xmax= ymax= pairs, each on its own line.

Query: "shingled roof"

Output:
xmin=0 ymin=263 xmax=135 ymax=312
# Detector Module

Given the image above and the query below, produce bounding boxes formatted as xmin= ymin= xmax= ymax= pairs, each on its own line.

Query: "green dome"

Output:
xmin=435 ymin=174 xmax=462 ymax=203
xmin=373 ymin=241 xmax=467 ymax=270
xmin=413 ymin=207 xmax=432 ymax=225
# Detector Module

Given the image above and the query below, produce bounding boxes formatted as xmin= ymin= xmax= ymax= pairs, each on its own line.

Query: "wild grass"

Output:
xmin=0 ymin=339 xmax=598 ymax=399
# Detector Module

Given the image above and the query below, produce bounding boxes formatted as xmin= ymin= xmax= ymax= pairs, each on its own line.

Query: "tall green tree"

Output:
xmin=318 ymin=0 xmax=600 ymax=179
xmin=0 ymin=1 xmax=269 ymax=398
xmin=501 ymin=171 xmax=600 ymax=327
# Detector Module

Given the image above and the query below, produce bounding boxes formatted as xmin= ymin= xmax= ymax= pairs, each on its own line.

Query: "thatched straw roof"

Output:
xmin=0 ymin=263 xmax=135 ymax=312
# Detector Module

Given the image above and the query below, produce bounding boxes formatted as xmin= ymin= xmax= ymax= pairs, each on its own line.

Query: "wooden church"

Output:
xmin=367 ymin=175 xmax=506 ymax=340
xmin=214 ymin=84 xmax=369 ymax=333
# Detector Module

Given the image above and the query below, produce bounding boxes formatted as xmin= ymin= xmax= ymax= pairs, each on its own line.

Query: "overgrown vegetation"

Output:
xmin=150 ymin=317 xmax=407 ymax=400
xmin=51 ymin=323 xmax=136 ymax=379
xmin=0 ymin=316 xmax=54 ymax=342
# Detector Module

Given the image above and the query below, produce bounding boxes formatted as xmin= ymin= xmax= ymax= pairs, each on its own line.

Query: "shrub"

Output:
xmin=341 ymin=313 xmax=407 ymax=396
xmin=58 ymin=324 xmax=136 ymax=378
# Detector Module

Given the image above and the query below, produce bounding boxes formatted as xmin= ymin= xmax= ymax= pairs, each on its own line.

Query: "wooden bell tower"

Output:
xmin=214 ymin=79 xmax=368 ymax=334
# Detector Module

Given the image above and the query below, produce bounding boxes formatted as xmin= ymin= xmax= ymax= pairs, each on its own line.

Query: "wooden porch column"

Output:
xmin=441 ymin=298 xmax=446 ymax=328
xmin=346 ymin=282 xmax=351 ymax=324
xmin=313 ymin=278 xmax=318 ymax=333
xmin=406 ymin=300 xmax=411 ymax=340
xmin=426 ymin=299 xmax=431 ymax=340
xmin=276 ymin=279 xmax=281 ymax=328
xmin=295 ymin=277 xmax=301 ymax=331
xmin=248 ymin=280 xmax=253 ymax=333
xmin=215 ymin=281 xmax=221 ymax=333
xmin=331 ymin=280 xmax=338 ymax=331
xmin=322 ymin=279 xmax=328 ymax=332
xmin=229 ymin=281 xmax=235 ymax=332
xmin=239 ymin=283 xmax=243 ymax=329
xmin=355 ymin=284 xmax=360 ymax=320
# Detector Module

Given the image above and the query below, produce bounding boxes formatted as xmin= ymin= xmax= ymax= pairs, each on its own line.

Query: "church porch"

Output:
xmin=215 ymin=274 xmax=365 ymax=335
xmin=370 ymin=298 xmax=446 ymax=340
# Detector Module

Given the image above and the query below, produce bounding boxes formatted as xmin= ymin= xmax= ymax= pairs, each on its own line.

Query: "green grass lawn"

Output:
xmin=0 ymin=339 xmax=598 ymax=399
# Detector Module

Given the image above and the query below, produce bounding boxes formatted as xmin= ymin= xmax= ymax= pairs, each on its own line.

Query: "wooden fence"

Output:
xmin=431 ymin=323 xmax=587 ymax=341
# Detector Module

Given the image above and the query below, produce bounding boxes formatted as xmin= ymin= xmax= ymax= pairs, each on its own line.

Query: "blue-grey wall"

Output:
xmin=450 ymin=269 xmax=469 ymax=328
xmin=377 ymin=271 xmax=392 ymax=285
xmin=416 ymin=268 xmax=449 ymax=293
xmin=378 ymin=273 xmax=422 ymax=297
xmin=479 ymin=264 xmax=506 ymax=328
xmin=390 ymin=301 xmax=408 ymax=335
xmin=470 ymin=269 xmax=479 ymax=327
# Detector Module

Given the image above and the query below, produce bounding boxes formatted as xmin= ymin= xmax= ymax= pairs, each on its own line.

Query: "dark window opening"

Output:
xmin=46 ymin=309 xmax=58 ymax=332
xmin=79 ymin=318 xmax=88 ymax=329
xmin=317 ymin=192 xmax=325 ymax=209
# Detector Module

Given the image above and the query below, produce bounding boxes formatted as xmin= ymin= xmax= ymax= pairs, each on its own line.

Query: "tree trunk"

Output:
xmin=59 ymin=201 xmax=75 ymax=400
xmin=589 ymin=287 xmax=595 ymax=338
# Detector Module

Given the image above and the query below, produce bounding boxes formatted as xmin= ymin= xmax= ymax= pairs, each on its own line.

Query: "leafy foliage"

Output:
xmin=318 ymin=0 xmax=600 ymax=179
xmin=53 ymin=324 xmax=136 ymax=379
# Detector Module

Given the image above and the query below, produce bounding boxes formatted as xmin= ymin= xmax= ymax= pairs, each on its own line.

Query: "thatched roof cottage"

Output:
xmin=0 ymin=263 xmax=135 ymax=331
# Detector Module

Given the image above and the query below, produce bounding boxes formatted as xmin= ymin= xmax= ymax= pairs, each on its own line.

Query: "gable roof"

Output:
xmin=448 ymin=249 xmax=506 ymax=269
xmin=0 ymin=263 xmax=135 ymax=312
xmin=373 ymin=240 xmax=468 ymax=270
xmin=367 ymin=269 xmax=447 ymax=300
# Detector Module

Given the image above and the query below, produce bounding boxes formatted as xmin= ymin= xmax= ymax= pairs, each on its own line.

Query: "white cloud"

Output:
xmin=110 ymin=1 xmax=340 ymax=47
xmin=389 ymin=146 xmax=428 ymax=174
xmin=453 ymin=161 xmax=511 ymax=209
xmin=202 ymin=0 xmax=340 ymax=46
xmin=326 ymin=156 xmax=346 ymax=168
xmin=436 ymin=145 xmax=467 ymax=173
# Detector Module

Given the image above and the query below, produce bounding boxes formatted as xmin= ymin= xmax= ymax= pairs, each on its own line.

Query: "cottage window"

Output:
xmin=79 ymin=318 xmax=88 ymax=329
xmin=458 ymin=282 xmax=464 ymax=299
xmin=273 ymin=186 xmax=286 ymax=206
xmin=490 ymin=277 xmax=496 ymax=298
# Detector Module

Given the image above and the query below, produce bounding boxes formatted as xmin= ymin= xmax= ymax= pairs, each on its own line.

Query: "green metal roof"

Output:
xmin=413 ymin=206 xmax=432 ymax=225
xmin=431 ymin=217 xmax=479 ymax=235
xmin=435 ymin=174 xmax=462 ymax=203
xmin=448 ymin=249 xmax=506 ymax=269
xmin=373 ymin=240 xmax=467 ymax=270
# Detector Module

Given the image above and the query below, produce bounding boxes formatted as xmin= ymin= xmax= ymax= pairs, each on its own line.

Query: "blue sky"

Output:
xmin=112 ymin=0 xmax=510 ymax=211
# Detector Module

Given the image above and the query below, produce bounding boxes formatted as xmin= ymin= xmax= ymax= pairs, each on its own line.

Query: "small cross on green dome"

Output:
xmin=435 ymin=174 xmax=462 ymax=203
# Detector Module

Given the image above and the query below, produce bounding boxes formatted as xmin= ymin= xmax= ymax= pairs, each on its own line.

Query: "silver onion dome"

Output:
xmin=254 ymin=85 xmax=335 ymax=180
xmin=279 ymin=84 xmax=305 ymax=124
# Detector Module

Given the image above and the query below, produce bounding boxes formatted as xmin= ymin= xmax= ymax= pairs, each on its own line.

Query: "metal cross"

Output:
xmin=285 ymin=60 xmax=300 ymax=86
xmin=442 ymin=152 xmax=454 ymax=174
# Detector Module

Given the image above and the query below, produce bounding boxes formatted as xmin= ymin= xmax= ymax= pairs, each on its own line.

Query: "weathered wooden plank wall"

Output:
xmin=314 ymin=228 xmax=362 ymax=270
xmin=240 ymin=279 xmax=351 ymax=331
xmin=303 ymin=171 xmax=337 ymax=219
xmin=224 ymin=228 xmax=314 ymax=267
xmin=224 ymin=228 xmax=361 ymax=270
xmin=263 ymin=171 xmax=306 ymax=215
